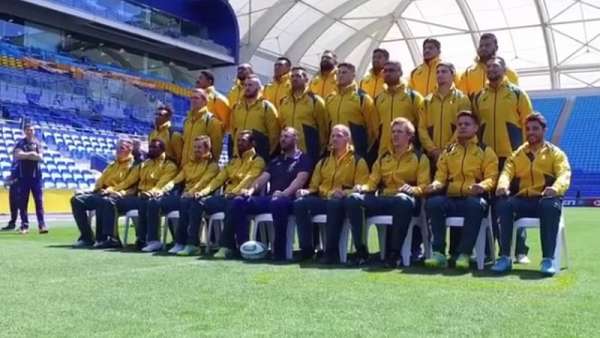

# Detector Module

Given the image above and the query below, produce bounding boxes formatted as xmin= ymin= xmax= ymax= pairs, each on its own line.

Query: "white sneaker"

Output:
xmin=168 ymin=243 xmax=185 ymax=254
xmin=515 ymin=254 xmax=531 ymax=264
xmin=142 ymin=241 xmax=163 ymax=252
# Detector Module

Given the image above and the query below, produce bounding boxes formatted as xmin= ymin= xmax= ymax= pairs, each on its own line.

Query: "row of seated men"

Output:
xmin=71 ymin=109 xmax=571 ymax=277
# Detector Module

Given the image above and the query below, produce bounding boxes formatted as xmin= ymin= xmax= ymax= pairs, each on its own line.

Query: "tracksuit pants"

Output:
xmin=223 ymin=195 xmax=294 ymax=259
xmin=145 ymin=193 xmax=181 ymax=243
xmin=496 ymin=196 xmax=561 ymax=259
xmin=17 ymin=177 xmax=45 ymax=229
xmin=345 ymin=193 xmax=419 ymax=256
xmin=70 ymin=193 xmax=106 ymax=242
xmin=426 ymin=196 xmax=488 ymax=256
xmin=98 ymin=195 xmax=141 ymax=240
xmin=293 ymin=196 xmax=346 ymax=257
xmin=8 ymin=182 xmax=25 ymax=227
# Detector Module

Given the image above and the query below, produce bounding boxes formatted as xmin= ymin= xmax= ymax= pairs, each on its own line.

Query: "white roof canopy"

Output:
xmin=230 ymin=0 xmax=600 ymax=90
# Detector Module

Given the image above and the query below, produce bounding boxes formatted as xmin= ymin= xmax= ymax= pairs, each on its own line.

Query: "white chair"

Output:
xmin=123 ymin=209 xmax=139 ymax=245
xmin=445 ymin=209 xmax=495 ymax=270
xmin=205 ymin=212 xmax=225 ymax=253
xmin=311 ymin=214 xmax=352 ymax=263
xmin=511 ymin=215 xmax=568 ymax=272
xmin=366 ymin=212 xmax=429 ymax=267
xmin=250 ymin=213 xmax=296 ymax=260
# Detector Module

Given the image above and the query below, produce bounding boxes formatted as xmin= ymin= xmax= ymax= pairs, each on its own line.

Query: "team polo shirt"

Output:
xmin=266 ymin=150 xmax=312 ymax=193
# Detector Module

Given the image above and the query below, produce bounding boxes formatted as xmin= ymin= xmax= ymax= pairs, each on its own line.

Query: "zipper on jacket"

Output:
xmin=493 ymin=91 xmax=497 ymax=152
xmin=459 ymin=144 xmax=467 ymax=196
xmin=336 ymin=92 xmax=344 ymax=124
xmin=438 ymin=94 xmax=447 ymax=147
xmin=528 ymin=151 xmax=535 ymax=198
xmin=292 ymin=96 xmax=297 ymax=126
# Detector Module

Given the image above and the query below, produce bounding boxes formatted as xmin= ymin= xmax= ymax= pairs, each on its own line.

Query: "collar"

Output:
xmin=291 ymin=87 xmax=310 ymax=99
xmin=392 ymin=144 xmax=413 ymax=159
xmin=424 ymin=56 xmax=440 ymax=67
xmin=433 ymin=84 xmax=457 ymax=99
xmin=189 ymin=152 xmax=213 ymax=164
xmin=273 ymin=72 xmax=291 ymax=84
xmin=239 ymin=148 xmax=257 ymax=160
xmin=117 ymin=154 xmax=134 ymax=164
xmin=281 ymin=149 xmax=303 ymax=160
xmin=154 ymin=120 xmax=171 ymax=132
xmin=485 ymin=78 xmax=510 ymax=91
xmin=147 ymin=153 xmax=167 ymax=164
xmin=524 ymin=141 xmax=548 ymax=153
xmin=457 ymin=136 xmax=479 ymax=148
xmin=385 ymin=82 xmax=406 ymax=94
xmin=337 ymin=82 xmax=357 ymax=94
xmin=190 ymin=106 xmax=209 ymax=120
xmin=369 ymin=68 xmax=383 ymax=77
xmin=319 ymin=68 xmax=337 ymax=78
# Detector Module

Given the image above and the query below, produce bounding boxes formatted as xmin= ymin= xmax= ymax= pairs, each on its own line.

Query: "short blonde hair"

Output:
xmin=390 ymin=117 xmax=415 ymax=136
xmin=331 ymin=124 xmax=352 ymax=143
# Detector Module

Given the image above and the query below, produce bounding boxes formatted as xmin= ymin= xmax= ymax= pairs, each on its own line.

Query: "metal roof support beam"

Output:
xmin=239 ymin=0 xmax=297 ymax=63
xmin=285 ymin=0 xmax=371 ymax=64
xmin=534 ymin=0 xmax=559 ymax=88
xmin=334 ymin=0 xmax=415 ymax=68
xmin=455 ymin=0 xmax=480 ymax=48
xmin=357 ymin=22 xmax=394 ymax=76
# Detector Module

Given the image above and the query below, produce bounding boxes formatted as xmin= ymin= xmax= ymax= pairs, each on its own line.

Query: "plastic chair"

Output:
xmin=366 ymin=212 xmax=429 ymax=267
xmin=311 ymin=214 xmax=352 ymax=263
xmin=445 ymin=209 xmax=495 ymax=270
xmin=511 ymin=215 xmax=568 ymax=272
xmin=250 ymin=213 xmax=296 ymax=260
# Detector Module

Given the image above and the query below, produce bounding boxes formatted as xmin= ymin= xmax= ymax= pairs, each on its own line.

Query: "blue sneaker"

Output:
xmin=491 ymin=256 xmax=512 ymax=273
xmin=540 ymin=258 xmax=556 ymax=276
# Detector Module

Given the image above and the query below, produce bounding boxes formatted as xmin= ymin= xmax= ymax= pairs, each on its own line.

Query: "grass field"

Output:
xmin=1 ymin=208 xmax=599 ymax=337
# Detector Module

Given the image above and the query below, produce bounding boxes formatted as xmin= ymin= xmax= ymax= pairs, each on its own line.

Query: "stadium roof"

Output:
xmin=230 ymin=0 xmax=600 ymax=90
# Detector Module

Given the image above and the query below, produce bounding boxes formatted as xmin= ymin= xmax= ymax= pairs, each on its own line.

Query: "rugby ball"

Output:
xmin=240 ymin=241 xmax=268 ymax=260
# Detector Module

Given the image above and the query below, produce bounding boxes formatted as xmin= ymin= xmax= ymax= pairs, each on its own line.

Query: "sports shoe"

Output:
xmin=19 ymin=228 xmax=29 ymax=235
xmin=72 ymin=239 xmax=94 ymax=248
xmin=515 ymin=254 xmax=530 ymax=264
xmin=540 ymin=258 xmax=556 ymax=276
xmin=424 ymin=252 xmax=448 ymax=268
xmin=39 ymin=225 xmax=49 ymax=234
xmin=168 ymin=243 xmax=185 ymax=254
xmin=141 ymin=241 xmax=163 ymax=252
xmin=491 ymin=256 xmax=513 ymax=273
xmin=1 ymin=223 xmax=16 ymax=231
xmin=176 ymin=245 xmax=200 ymax=256
xmin=96 ymin=237 xmax=122 ymax=249
xmin=455 ymin=254 xmax=471 ymax=270
xmin=213 ymin=247 xmax=236 ymax=259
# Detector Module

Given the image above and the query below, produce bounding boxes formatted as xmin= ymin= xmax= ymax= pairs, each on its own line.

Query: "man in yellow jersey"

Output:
xmin=325 ymin=62 xmax=378 ymax=163
xmin=294 ymin=125 xmax=369 ymax=264
xmin=348 ymin=118 xmax=430 ymax=266
xmin=279 ymin=66 xmax=327 ymax=164
xmin=492 ymin=113 xmax=571 ymax=276
xmin=181 ymin=88 xmax=223 ymax=165
xmin=375 ymin=61 xmax=423 ymax=158
xmin=228 ymin=63 xmax=254 ymax=107
xmin=153 ymin=136 xmax=220 ymax=256
xmin=263 ymin=57 xmax=292 ymax=110
xmin=360 ymin=48 xmax=388 ymax=99
xmin=472 ymin=56 xmax=533 ymax=260
xmin=424 ymin=111 xmax=498 ymax=270
xmin=459 ymin=33 xmax=519 ymax=97
xmin=419 ymin=62 xmax=471 ymax=166
xmin=309 ymin=50 xmax=337 ymax=98
xmin=70 ymin=139 xmax=136 ymax=248
xmin=148 ymin=106 xmax=183 ymax=166
xmin=410 ymin=38 xmax=457 ymax=96
xmin=230 ymin=75 xmax=280 ymax=161
xmin=196 ymin=70 xmax=231 ymax=131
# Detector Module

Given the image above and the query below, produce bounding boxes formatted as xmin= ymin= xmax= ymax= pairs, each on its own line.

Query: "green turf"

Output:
xmin=1 ymin=208 xmax=599 ymax=337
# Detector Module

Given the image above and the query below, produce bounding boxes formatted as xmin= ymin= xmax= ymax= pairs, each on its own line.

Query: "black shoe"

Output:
xmin=318 ymin=252 xmax=337 ymax=265
xmin=385 ymin=251 xmax=400 ymax=268
xmin=135 ymin=240 xmax=146 ymax=251
xmin=352 ymin=247 xmax=370 ymax=266
xmin=299 ymin=249 xmax=315 ymax=261
xmin=1 ymin=223 xmax=16 ymax=231
xmin=97 ymin=237 xmax=122 ymax=249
